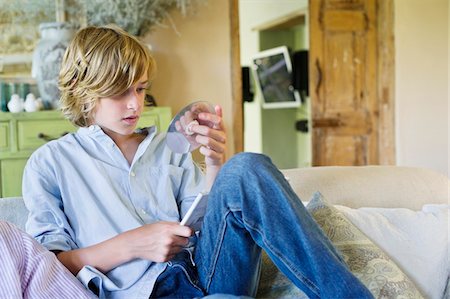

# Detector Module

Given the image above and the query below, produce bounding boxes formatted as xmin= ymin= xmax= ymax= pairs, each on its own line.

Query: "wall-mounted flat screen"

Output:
xmin=252 ymin=46 xmax=301 ymax=109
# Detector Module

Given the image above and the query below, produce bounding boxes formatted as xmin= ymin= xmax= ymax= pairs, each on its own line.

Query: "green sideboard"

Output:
xmin=0 ymin=107 xmax=172 ymax=197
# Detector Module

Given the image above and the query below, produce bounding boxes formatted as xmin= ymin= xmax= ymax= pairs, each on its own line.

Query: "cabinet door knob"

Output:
xmin=37 ymin=132 xmax=69 ymax=141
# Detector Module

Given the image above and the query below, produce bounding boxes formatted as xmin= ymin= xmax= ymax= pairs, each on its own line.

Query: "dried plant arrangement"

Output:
xmin=0 ymin=0 xmax=57 ymax=54
xmin=85 ymin=0 xmax=203 ymax=36
xmin=1 ymin=0 xmax=202 ymax=34
xmin=0 ymin=0 xmax=204 ymax=55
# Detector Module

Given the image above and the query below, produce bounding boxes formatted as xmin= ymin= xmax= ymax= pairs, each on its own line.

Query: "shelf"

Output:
xmin=252 ymin=9 xmax=307 ymax=31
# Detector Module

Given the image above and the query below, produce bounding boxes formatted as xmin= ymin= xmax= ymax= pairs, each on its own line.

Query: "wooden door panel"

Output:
xmin=326 ymin=136 xmax=367 ymax=166
xmin=315 ymin=134 xmax=368 ymax=166
xmin=325 ymin=0 xmax=365 ymax=10
xmin=324 ymin=34 xmax=357 ymax=110
xmin=323 ymin=11 xmax=367 ymax=32
xmin=310 ymin=0 xmax=382 ymax=166
xmin=313 ymin=111 xmax=372 ymax=135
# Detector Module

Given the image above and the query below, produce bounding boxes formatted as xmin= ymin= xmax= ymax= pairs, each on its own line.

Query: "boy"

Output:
xmin=23 ymin=25 xmax=373 ymax=299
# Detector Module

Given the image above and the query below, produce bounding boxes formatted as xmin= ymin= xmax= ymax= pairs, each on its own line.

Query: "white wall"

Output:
xmin=395 ymin=0 xmax=449 ymax=176
xmin=239 ymin=0 xmax=308 ymax=153
xmin=145 ymin=1 xmax=234 ymax=158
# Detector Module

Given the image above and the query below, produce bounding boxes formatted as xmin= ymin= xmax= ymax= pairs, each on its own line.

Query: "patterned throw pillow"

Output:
xmin=306 ymin=192 xmax=424 ymax=299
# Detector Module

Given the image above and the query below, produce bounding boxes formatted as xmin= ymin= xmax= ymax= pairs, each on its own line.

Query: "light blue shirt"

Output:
xmin=23 ymin=125 xmax=206 ymax=299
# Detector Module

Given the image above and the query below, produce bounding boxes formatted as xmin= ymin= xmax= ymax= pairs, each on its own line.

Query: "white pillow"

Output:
xmin=335 ymin=204 xmax=449 ymax=299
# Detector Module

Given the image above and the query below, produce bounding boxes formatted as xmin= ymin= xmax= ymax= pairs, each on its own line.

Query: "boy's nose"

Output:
xmin=127 ymin=92 xmax=141 ymax=110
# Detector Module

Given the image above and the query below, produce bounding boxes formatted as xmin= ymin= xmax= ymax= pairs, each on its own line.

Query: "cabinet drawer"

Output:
xmin=0 ymin=158 xmax=28 ymax=197
xmin=18 ymin=119 xmax=76 ymax=151
xmin=0 ymin=122 xmax=9 ymax=151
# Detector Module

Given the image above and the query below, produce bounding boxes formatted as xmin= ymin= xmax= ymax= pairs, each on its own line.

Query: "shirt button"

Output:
xmin=130 ymin=171 xmax=136 ymax=177
xmin=141 ymin=209 xmax=147 ymax=215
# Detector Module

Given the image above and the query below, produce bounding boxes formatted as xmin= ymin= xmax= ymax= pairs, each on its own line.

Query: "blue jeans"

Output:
xmin=150 ymin=251 xmax=246 ymax=299
xmin=194 ymin=153 xmax=373 ymax=298
xmin=153 ymin=153 xmax=373 ymax=299
xmin=150 ymin=251 xmax=204 ymax=298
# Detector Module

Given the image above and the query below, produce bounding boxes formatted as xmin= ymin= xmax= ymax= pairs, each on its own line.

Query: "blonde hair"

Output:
xmin=59 ymin=25 xmax=156 ymax=127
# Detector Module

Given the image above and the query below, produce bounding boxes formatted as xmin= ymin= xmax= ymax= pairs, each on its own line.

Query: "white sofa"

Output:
xmin=262 ymin=166 xmax=449 ymax=299
xmin=1 ymin=166 xmax=449 ymax=298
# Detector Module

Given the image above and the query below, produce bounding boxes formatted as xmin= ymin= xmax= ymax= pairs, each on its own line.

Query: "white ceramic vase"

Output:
xmin=32 ymin=22 xmax=76 ymax=109
xmin=7 ymin=94 xmax=24 ymax=113
xmin=24 ymin=93 xmax=42 ymax=112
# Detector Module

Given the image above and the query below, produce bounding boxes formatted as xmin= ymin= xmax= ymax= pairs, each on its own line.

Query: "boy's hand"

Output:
xmin=175 ymin=104 xmax=226 ymax=167
xmin=55 ymin=222 xmax=193 ymax=275
xmin=173 ymin=103 xmax=226 ymax=189
xmin=125 ymin=222 xmax=193 ymax=263
xmin=193 ymin=105 xmax=226 ymax=167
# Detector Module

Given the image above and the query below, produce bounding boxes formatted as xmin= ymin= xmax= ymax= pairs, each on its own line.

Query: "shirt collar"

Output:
xmin=77 ymin=125 xmax=157 ymax=136
xmin=77 ymin=125 xmax=158 ymax=146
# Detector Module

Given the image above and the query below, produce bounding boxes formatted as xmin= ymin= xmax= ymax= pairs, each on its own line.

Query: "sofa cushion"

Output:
xmin=0 ymin=197 xmax=28 ymax=231
xmin=307 ymin=192 xmax=423 ymax=299
xmin=336 ymin=203 xmax=449 ymax=299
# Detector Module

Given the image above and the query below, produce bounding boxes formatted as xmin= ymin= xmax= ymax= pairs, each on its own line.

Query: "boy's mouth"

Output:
xmin=122 ymin=115 xmax=139 ymax=124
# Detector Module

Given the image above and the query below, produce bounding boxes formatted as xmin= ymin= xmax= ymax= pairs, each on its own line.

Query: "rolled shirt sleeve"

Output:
xmin=23 ymin=146 xmax=78 ymax=252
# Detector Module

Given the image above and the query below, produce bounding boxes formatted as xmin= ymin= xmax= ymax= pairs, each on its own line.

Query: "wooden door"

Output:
xmin=309 ymin=0 xmax=395 ymax=166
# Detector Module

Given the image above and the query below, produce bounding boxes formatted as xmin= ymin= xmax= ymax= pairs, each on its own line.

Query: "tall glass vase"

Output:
xmin=32 ymin=22 xmax=76 ymax=109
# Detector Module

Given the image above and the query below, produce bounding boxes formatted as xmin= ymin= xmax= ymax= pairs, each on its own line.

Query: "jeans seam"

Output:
xmin=171 ymin=264 xmax=204 ymax=293
xmin=204 ymin=207 xmax=320 ymax=297
xmin=235 ymin=210 xmax=321 ymax=297
xmin=204 ymin=209 xmax=232 ymax=292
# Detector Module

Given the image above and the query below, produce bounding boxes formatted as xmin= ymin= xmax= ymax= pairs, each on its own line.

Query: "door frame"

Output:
xmin=376 ymin=0 xmax=395 ymax=164
xmin=230 ymin=0 xmax=243 ymax=153
xmin=229 ymin=0 xmax=395 ymax=163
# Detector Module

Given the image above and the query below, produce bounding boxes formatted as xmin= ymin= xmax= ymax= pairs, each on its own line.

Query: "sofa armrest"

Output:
xmin=0 ymin=197 xmax=28 ymax=231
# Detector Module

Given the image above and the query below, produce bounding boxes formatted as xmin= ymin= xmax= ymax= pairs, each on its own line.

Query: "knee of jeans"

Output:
xmin=225 ymin=152 xmax=271 ymax=171
xmin=217 ymin=153 xmax=277 ymax=184
xmin=214 ymin=153 xmax=257 ymax=182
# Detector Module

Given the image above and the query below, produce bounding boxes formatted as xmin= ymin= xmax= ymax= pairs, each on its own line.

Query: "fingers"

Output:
xmin=159 ymin=235 xmax=190 ymax=253
xmin=153 ymin=226 xmax=192 ymax=262
xmin=188 ymin=104 xmax=226 ymax=165
xmin=197 ymin=109 xmax=224 ymax=131
xmin=191 ymin=106 xmax=226 ymax=143
xmin=199 ymin=145 xmax=224 ymax=162
xmin=174 ymin=103 xmax=226 ymax=164
xmin=193 ymin=125 xmax=226 ymax=143
xmin=192 ymin=124 xmax=226 ymax=163
xmin=130 ymin=222 xmax=194 ymax=262
xmin=171 ymin=223 xmax=194 ymax=238
xmin=179 ymin=104 xmax=224 ymax=135
xmin=180 ymin=111 xmax=195 ymax=126
xmin=214 ymin=105 xmax=223 ymax=124
xmin=195 ymin=133 xmax=226 ymax=153
xmin=175 ymin=118 xmax=200 ymax=147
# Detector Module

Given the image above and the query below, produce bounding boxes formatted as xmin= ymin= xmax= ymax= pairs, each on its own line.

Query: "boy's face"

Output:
xmin=92 ymin=74 xmax=148 ymax=137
